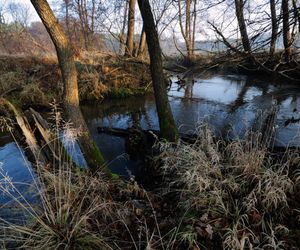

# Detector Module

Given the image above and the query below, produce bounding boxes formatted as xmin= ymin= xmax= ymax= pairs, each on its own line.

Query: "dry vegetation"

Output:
xmin=158 ymin=125 xmax=300 ymax=249
xmin=0 ymin=53 xmax=152 ymax=108
xmin=0 ymin=118 xmax=299 ymax=249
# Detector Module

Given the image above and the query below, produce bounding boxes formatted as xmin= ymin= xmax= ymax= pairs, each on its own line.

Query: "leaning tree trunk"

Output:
xmin=30 ymin=0 xmax=109 ymax=175
xmin=270 ymin=0 xmax=278 ymax=57
xmin=125 ymin=0 xmax=136 ymax=57
xmin=137 ymin=0 xmax=178 ymax=142
xmin=235 ymin=0 xmax=251 ymax=53
xmin=282 ymin=0 xmax=292 ymax=62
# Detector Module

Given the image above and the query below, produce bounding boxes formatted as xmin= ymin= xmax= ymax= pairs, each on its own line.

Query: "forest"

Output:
xmin=0 ymin=0 xmax=300 ymax=249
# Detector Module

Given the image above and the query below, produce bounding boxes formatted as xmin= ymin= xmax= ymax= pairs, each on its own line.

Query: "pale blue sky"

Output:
xmin=3 ymin=0 xmax=41 ymax=23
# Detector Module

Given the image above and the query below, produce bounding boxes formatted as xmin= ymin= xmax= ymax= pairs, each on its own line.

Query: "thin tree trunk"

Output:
xmin=137 ymin=0 xmax=178 ymax=142
xmin=64 ymin=0 xmax=70 ymax=39
xmin=125 ymin=0 xmax=136 ymax=56
xmin=292 ymin=0 xmax=300 ymax=32
xmin=235 ymin=0 xmax=251 ymax=53
xmin=30 ymin=0 xmax=110 ymax=175
xmin=137 ymin=26 xmax=146 ymax=58
xmin=282 ymin=0 xmax=292 ymax=62
xmin=119 ymin=0 xmax=129 ymax=54
xmin=178 ymin=0 xmax=192 ymax=61
xmin=270 ymin=0 xmax=278 ymax=57
xmin=192 ymin=0 xmax=197 ymax=54
xmin=186 ymin=0 xmax=192 ymax=59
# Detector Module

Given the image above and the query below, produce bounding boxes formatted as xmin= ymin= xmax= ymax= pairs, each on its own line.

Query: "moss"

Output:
xmin=158 ymin=100 xmax=179 ymax=142
xmin=91 ymin=141 xmax=106 ymax=166
xmin=111 ymin=173 xmax=120 ymax=181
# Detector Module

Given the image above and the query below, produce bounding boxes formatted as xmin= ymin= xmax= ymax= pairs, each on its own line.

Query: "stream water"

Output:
xmin=0 ymin=73 xmax=300 ymax=205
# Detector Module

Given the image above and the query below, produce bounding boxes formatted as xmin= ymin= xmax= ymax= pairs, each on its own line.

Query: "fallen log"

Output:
xmin=0 ymin=98 xmax=47 ymax=165
xmin=0 ymin=98 xmax=81 ymax=170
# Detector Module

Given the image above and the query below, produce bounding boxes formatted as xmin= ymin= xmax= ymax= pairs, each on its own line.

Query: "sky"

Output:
xmin=1 ymin=0 xmax=274 ymax=42
xmin=2 ymin=0 xmax=41 ymax=23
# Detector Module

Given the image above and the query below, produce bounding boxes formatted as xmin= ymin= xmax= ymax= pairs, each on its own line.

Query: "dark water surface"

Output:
xmin=81 ymin=73 xmax=300 ymax=177
xmin=1 ymin=73 xmax=300 ymax=194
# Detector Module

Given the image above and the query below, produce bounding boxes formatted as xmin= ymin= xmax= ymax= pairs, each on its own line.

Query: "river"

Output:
xmin=0 ymin=72 xmax=299 ymax=202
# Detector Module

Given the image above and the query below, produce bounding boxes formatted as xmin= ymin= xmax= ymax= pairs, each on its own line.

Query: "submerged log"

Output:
xmin=97 ymin=126 xmax=198 ymax=144
xmin=97 ymin=125 xmax=299 ymax=154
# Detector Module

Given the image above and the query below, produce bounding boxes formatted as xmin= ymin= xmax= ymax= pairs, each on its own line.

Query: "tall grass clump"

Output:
xmin=0 ymin=105 xmax=183 ymax=250
xmin=159 ymin=124 xmax=300 ymax=249
xmin=0 ymin=107 xmax=118 ymax=250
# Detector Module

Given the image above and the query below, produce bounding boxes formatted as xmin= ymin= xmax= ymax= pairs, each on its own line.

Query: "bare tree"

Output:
xmin=125 ymin=0 xmax=136 ymax=56
xmin=282 ymin=0 xmax=292 ymax=62
xmin=119 ymin=0 xmax=129 ymax=54
xmin=270 ymin=0 xmax=278 ymax=57
xmin=30 ymin=0 xmax=109 ymax=175
xmin=137 ymin=25 xmax=147 ymax=58
xmin=137 ymin=0 xmax=178 ymax=141
xmin=177 ymin=0 xmax=198 ymax=61
xmin=8 ymin=3 xmax=31 ymax=28
xmin=234 ymin=0 xmax=251 ymax=53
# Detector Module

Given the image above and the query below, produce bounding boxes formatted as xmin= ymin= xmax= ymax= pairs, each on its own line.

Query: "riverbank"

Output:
xmin=0 ymin=52 xmax=300 ymax=249
xmin=164 ymin=51 xmax=300 ymax=82
xmin=1 ymin=121 xmax=299 ymax=249
xmin=0 ymin=53 xmax=152 ymax=110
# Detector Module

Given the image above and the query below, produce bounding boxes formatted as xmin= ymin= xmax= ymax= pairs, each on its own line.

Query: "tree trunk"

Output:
xmin=137 ymin=0 xmax=178 ymax=142
xmin=282 ymin=0 xmax=292 ymax=62
xmin=292 ymin=0 xmax=300 ymax=32
xmin=119 ymin=0 xmax=129 ymax=54
xmin=137 ymin=26 xmax=146 ymax=58
xmin=235 ymin=0 xmax=251 ymax=53
xmin=64 ymin=0 xmax=71 ymax=39
xmin=186 ymin=0 xmax=192 ymax=59
xmin=30 ymin=0 xmax=109 ymax=175
xmin=192 ymin=0 xmax=197 ymax=54
xmin=125 ymin=0 xmax=136 ymax=57
xmin=270 ymin=0 xmax=278 ymax=57
xmin=178 ymin=0 xmax=195 ymax=61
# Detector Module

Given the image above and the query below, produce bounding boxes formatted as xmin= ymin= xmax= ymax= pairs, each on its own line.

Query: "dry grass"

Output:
xmin=0 ymin=54 xmax=151 ymax=105
xmin=0 ymin=108 xmax=299 ymax=249
xmin=159 ymin=124 xmax=300 ymax=249
xmin=0 ymin=111 xmax=117 ymax=249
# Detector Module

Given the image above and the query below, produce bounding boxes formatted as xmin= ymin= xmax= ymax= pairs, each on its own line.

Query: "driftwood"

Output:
xmin=0 ymin=98 xmax=79 ymax=169
xmin=0 ymin=98 xmax=47 ymax=165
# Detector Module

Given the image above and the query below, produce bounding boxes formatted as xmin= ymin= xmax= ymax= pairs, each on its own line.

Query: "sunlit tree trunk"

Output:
xmin=125 ymin=0 xmax=136 ymax=56
xmin=137 ymin=0 xmax=178 ymax=142
xmin=270 ymin=0 xmax=278 ymax=57
xmin=30 ymin=0 xmax=109 ymax=175
xmin=137 ymin=26 xmax=146 ymax=58
xmin=282 ymin=0 xmax=292 ymax=62
xmin=235 ymin=0 xmax=251 ymax=53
